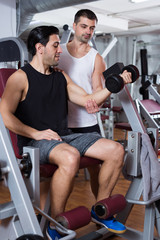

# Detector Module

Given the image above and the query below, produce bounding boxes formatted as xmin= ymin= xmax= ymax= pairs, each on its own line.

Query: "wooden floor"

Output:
xmin=0 ymin=129 xmax=159 ymax=239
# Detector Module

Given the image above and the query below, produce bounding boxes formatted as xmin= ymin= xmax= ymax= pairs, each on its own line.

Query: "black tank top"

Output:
xmin=15 ymin=63 xmax=69 ymax=150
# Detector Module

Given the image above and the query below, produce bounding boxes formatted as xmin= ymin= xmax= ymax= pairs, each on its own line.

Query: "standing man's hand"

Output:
xmin=85 ymin=99 xmax=99 ymax=113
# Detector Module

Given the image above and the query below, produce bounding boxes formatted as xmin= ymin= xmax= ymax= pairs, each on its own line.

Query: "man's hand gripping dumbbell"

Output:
xmin=85 ymin=63 xmax=139 ymax=113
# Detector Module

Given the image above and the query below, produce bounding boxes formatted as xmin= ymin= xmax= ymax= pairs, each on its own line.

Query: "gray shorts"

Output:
xmin=28 ymin=132 xmax=102 ymax=164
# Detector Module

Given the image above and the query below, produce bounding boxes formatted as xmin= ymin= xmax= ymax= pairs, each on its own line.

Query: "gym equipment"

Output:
xmin=103 ymin=62 xmax=139 ymax=93
xmin=0 ymin=38 xmax=45 ymax=240
xmin=135 ymin=91 xmax=160 ymax=155
xmin=135 ymin=77 xmax=160 ymax=156
xmin=19 ymin=152 xmax=32 ymax=178
xmin=140 ymin=48 xmax=149 ymax=99
xmin=0 ymin=37 xmax=28 ymax=67
xmin=56 ymin=206 xmax=91 ymax=230
xmin=114 ymin=86 xmax=160 ymax=240
xmin=94 ymin=194 xmax=126 ymax=219
xmin=96 ymin=60 xmax=160 ymax=240
xmin=0 ymin=113 xmax=43 ymax=239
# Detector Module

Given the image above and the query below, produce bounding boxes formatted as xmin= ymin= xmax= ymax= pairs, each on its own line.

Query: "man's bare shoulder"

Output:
xmin=95 ymin=53 xmax=106 ymax=71
xmin=8 ymin=68 xmax=26 ymax=79
xmin=95 ymin=52 xmax=104 ymax=61
xmin=7 ymin=68 xmax=27 ymax=90
xmin=62 ymin=70 xmax=70 ymax=82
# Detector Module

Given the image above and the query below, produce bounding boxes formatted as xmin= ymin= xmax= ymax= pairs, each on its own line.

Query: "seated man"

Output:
xmin=0 ymin=26 xmax=131 ymax=240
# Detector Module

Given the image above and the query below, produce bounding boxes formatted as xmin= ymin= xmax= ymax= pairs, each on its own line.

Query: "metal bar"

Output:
xmin=101 ymin=37 xmax=118 ymax=59
xmin=148 ymin=85 xmax=160 ymax=104
xmin=35 ymin=205 xmax=76 ymax=240
xmin=143 ymin=204 xmax=155 ymax=240
xmin=0 ymin=202 xmax=16 ymax=219
xmin=118 ymin=86 xmax=146 ymax=133
xmin=23 ymin=146 xmax=40 ymax=207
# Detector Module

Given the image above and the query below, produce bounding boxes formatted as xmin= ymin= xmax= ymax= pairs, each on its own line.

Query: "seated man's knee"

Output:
xmin=116 ymin=141 xmax=125 ymax=156
xmin=61 ymin=148 xmax=80 ymax=176
xmin=111 ymin=141 xmax=125 ymax=167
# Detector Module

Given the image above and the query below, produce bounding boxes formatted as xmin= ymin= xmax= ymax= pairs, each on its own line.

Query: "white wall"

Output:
xmin=0 ymin=0 xmax=16 ymax=38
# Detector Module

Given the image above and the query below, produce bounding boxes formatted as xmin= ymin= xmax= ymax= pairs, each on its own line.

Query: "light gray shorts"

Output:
xmin=28 ymin=132 xmax=102 ymax=164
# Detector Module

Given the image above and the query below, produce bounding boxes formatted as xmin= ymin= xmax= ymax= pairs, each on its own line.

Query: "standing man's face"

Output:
xmin=73 ymin=17 xmax=96 ymax=43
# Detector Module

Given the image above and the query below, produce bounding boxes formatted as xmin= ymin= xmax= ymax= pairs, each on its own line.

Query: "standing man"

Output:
xmin=58 ymin=9 xmax=106 ymax=199
xmin=0 ymin=26 xmax=131 ymax=240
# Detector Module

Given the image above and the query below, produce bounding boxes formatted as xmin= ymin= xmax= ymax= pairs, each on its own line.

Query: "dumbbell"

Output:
xmin=56 ymin=206 xmax=91 ymax=230
xmin=103 ymin=62 xmax=140 ymax=93
xmin=94 ymin=194 xmax=126 ymax=219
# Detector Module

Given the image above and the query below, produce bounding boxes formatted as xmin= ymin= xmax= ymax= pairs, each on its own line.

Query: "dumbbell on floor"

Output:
xmin=103 ymin=62 xmax=140 ymax=93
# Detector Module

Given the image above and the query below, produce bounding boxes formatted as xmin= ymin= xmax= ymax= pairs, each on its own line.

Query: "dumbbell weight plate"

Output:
xmin=105 ymin=74 xmax=124 ymax=93
xmin=122 ymin=64 xmax=139 ymax=83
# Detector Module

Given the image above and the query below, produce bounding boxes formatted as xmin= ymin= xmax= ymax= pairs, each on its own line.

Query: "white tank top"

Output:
xmin=58 ymin=43 xmax=98 ymax=128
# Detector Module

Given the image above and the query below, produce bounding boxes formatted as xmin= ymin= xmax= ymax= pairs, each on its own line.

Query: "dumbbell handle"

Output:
xmin=122 ymin=64 xmax=140 ymax=83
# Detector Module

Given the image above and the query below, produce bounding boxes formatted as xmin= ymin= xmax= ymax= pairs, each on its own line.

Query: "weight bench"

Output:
xmin=141 ymin=99 xmax=160 ymax=116
xmin=138 ymin=99 xmax=160 ymax=128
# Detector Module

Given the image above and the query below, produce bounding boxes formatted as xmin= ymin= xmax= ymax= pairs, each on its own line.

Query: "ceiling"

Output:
xmin=26 ymin=0 xmax=160 ymax=38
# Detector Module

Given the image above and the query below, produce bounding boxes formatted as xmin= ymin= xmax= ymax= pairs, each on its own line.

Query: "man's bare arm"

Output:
xmin=92 ymin=53 xmax=106 ymax=92
xmin=64 ymin=70 xmax=132 ymax=108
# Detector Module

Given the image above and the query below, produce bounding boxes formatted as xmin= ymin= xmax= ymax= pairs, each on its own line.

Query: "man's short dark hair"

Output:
xmin=27 ymin=25 xmax=59 ymax=56
xmin=74 ymin=9 xmax=98 ymax=24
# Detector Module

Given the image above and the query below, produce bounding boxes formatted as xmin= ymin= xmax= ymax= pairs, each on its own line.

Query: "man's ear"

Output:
xmin=73 ymin=22 xmax=76 ymax=31
xmin=35 ymin=43 xmax=44 ymax=54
